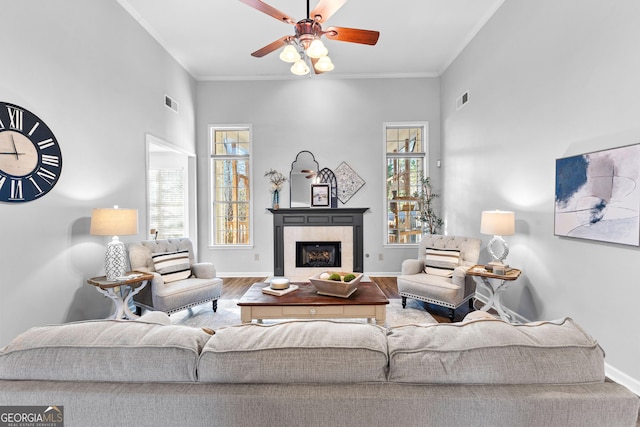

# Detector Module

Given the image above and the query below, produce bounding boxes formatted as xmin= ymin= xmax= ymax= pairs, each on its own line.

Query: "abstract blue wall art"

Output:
xmin=555 ymin=143 xmax=640 ymax=246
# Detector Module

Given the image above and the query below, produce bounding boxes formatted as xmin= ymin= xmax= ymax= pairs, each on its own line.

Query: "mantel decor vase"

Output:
xmin=272 ymin=189 xmax=280 ymax=210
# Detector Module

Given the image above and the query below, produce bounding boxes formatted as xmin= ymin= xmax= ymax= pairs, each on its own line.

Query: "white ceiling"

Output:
xmin=117 ymin=0 xmax=504 ymax=81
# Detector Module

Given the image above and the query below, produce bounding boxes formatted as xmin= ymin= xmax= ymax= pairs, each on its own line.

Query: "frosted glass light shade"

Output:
xmin=290 ymin=60 xmax=310 ymax=75
xmin=480 ymin=210 xmax=515 ymax=236
xmin=279 ymin=44 xmax=300 ymax=63
xmin=314 ymin=56 xmax=335 ymax=72
xmin=306 ymin=39 xmax=328 ymax=58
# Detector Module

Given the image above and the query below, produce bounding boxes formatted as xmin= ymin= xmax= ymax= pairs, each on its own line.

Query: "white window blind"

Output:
xmin=148 ymin=168 xmax=186 ymax=239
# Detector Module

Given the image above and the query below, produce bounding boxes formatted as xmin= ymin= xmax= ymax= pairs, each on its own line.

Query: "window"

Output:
xmin=209 ymin=125 xmax=252 ymax=246
xmin=384 ymin=123 xmax=428 ymax=245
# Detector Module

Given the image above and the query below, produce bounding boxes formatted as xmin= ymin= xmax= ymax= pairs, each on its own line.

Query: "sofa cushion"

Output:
xmin=0 ymin=319 xmax=211 ymax=382
xmin=152 ymin=250 xmax=191 ymax=283
xmin=198 ymin=320 xmax=388 ymax=383
xmin=387 ymin=317 xmax=604 ymax=384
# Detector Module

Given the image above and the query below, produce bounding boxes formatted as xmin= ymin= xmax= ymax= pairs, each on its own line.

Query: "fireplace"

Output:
xmin=269 ymin=208 xmax=368 ymax=277
xmin=296 ymin=241 xmax=341 ymax=268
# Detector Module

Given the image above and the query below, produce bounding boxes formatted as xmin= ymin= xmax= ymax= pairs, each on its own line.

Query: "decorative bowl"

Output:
xmin=270 ymin=277 xmax=290 ymax=290
xmin=309 ymin=272 xmax=363 ymax=298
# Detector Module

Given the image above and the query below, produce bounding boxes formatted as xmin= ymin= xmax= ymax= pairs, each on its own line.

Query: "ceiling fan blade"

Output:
xmin=238 ymin=0 xmax=295 ymax=24
xmin=324 ymin=26 xmax=380 ymax=45
xmin=309 ymin=0 xmax=348 ymax=23
xmin=251 ymin=36 xmax=290 ymax=57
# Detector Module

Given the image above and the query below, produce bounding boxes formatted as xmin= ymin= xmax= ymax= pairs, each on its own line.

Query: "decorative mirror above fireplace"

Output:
xmin=289 ymin=150 xmax=319 ymax=208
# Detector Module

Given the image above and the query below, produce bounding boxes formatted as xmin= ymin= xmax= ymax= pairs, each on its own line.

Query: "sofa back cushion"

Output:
xmin=387 ymin=317 xmax=604 ymax=384
xmin=198 ymin=320 xmax=388 ymax=383
xmin=0 ymin=319 xmax=211 ymax=382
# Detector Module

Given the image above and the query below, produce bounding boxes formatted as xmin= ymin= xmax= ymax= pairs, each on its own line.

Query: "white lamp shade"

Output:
xmin=290 ymin=60 xmax=310 ymax=75
xmin=480 ymin=210 xmax=515 ymax=236
xmin=306 ymin=39 xmax=328 ymax=58
xmin=279 ymin=44 xmax=300 ymax=63
xmin=314 ymin=55 xmax=335 ymax=72
xmin=90 ymin=208 xmax=138 ymax=236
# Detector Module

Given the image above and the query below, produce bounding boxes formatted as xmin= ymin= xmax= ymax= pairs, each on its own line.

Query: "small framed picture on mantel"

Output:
xmin=311 ymin=183 xmax=330 ymax=207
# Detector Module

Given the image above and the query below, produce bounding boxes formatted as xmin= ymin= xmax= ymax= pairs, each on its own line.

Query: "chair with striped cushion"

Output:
xmin=127 ymin=238 xmax=223 ymax=315
xmin=397 ymin=234 xmax=481 ymax=321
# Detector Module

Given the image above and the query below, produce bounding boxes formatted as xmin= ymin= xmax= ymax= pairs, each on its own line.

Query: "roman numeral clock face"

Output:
xmin=0 ymin=102 xmax=62 ymax=202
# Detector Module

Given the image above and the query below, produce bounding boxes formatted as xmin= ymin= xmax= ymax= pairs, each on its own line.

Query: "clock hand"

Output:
xmin=0 ymin=152 xmax=26 ymax=155
xmin=10 ymin=134 xmax=20 ymax=160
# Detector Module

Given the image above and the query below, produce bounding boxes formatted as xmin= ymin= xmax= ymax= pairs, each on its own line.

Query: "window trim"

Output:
xmin=382 ymin=121 xmax=429 ymax=247
xmin=208 ymin=124 xmax=254 ymax=248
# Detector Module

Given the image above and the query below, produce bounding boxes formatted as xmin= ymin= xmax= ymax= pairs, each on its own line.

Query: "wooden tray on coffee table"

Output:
xmin=237 ymin=281 xmax=389 ymax=325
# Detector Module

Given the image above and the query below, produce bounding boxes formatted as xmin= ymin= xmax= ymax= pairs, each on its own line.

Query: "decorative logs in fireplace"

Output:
xmin=296 ymin=241 xmax=341 ymax=268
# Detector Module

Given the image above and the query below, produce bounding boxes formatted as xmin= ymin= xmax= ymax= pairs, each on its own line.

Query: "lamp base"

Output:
xmin=105 ymin=238 xmax=127 ymax=281
xmin=487 ymin=235 xmax=509 ymax=265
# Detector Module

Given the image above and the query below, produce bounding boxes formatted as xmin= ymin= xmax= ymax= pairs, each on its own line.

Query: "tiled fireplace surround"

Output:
xmin=269 ymin=208 xmax=368 ymax=278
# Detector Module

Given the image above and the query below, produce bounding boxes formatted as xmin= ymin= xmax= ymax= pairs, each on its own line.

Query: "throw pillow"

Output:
xmin=424 ymin=266 xmax=454 ymax=277
xmin=152 ymin=250 xmax=191 ymax=283
xmin=424 ymin=248 xmax=460 ymax=276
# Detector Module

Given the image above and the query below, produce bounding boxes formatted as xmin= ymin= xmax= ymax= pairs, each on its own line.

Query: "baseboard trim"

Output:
xmin=605 ymin=363 xmax=640 ymax=396
xmin=217 ymin=272 xmax=272 ymax=278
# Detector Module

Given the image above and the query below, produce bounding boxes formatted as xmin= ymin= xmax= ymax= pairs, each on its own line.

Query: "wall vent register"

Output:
xmin=456 ymin=91 xmax=469 ymax=110
xmin=164 ymin=94 xmax=178 ymax=113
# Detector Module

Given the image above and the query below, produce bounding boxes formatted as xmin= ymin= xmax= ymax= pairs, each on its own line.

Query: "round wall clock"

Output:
xmin=0 ymin=101 xmax=62 ymax=202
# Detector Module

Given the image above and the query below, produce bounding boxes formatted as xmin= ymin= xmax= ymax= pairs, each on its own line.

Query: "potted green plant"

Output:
xmin=415 ymin=176 xmax=444 ymax=234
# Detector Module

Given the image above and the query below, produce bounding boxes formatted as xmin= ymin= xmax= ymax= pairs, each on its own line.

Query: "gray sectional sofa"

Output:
xmin=0 ymin=314 xmax=638 ymax=427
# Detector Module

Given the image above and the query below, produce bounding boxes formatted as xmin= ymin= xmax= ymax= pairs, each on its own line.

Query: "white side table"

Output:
xmin=87 ymin=271 xmax=153 ymax=319
xmin=467 ymin=265 xmax=522 ymax=322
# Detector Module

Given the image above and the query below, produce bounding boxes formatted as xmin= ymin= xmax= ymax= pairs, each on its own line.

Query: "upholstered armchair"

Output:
xmin=127 ymin=238 xmax=223 ymax=315
xmin=397 ymin=234 xmax=481 ymax=321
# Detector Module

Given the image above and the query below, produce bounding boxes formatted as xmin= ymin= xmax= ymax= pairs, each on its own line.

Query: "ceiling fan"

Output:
xmin=238 ymin=0 xmax=380 ymax=75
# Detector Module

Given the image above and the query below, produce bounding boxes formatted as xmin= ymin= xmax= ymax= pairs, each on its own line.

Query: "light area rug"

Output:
xmin=170 ymin=298 xmax=436 ymax=330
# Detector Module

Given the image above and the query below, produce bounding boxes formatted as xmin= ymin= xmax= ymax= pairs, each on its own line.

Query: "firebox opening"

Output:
xmin=296 ymin=241 xmax=342 ymax=268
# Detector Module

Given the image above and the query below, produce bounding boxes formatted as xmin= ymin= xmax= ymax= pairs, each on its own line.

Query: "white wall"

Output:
xmin=0 ymin=0 xmax=196 ymax=346
xmin=195 ymin=78 xmax=441 ymax=276
xmin=441 ymin=0 xmax=640 ymax=388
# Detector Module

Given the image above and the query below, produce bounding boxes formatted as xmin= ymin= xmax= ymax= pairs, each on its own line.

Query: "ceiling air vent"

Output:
xmin=164 ymin=94 xmax=178 ymax=113
xmin=456 ymin=91 xmax=469 ymax=110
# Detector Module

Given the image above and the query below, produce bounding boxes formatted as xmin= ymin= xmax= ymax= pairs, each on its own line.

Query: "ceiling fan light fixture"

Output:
xmin=314 ymin=55 xmax=335 ymax=72
xmin=279 ymin=44 xmax=300 ymax=63
xmin=306 ymin=38 xmax=328 ymax=58
xmin=290 ymin=59 xmax=310 ymax=75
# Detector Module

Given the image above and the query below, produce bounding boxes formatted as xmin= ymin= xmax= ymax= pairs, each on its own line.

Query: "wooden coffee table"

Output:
xmin=237 ymin=281 xmax=389 ymax=324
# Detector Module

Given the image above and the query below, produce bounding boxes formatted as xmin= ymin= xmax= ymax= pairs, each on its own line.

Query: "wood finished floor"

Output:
xmin=221 ymin=276 xmax=474 ymax=323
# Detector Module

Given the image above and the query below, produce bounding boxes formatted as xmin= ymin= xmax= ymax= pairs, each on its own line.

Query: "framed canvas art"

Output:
xmin=555 ymin=143 xmax=640 ymax=246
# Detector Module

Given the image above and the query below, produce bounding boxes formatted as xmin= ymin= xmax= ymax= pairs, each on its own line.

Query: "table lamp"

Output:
xmin=480 ymin=210 xmax=515 ymax=266
xmin=90 ymin=206 xmax=138 ymax=281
